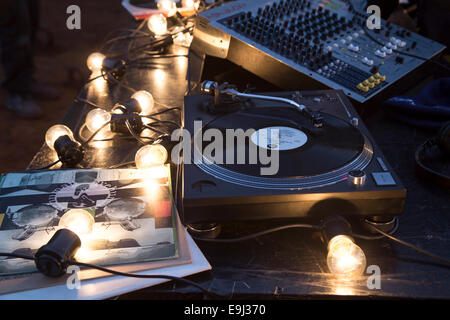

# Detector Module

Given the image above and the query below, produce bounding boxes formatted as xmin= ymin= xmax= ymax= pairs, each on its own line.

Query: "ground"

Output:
xmin=0 ymin=0 xmax=130 ymax=172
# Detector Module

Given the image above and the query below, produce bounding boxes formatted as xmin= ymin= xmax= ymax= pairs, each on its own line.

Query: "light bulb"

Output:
xmin=59 ymin=209 xmax=95 ymax=236
xmin=148 ymin=14 xmax=168 ymax=35
xmin=87 ymin=52 xmax=106 ymax=72
xmin=182 ymin=0 xmax=200 ymax=10
xmin=157 ymin=0 xmax=178 ymax=17
xmin=131 ymin=90 xmax=154 ymax=115
xmin=135 ymin=144 xmax=168 ymax=169
xmin=327 ymin=235 xmax=366 ymax=279
xmin=173 ymin=31 xmax=193 ymax=47
xmin=45 ymin=125 xmax=74 ymax=151
xmin=85 ymin=108 xmax=112 ymax=133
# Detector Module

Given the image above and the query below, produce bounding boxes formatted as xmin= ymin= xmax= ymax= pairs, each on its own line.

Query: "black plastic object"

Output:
xmin=437 ymin=121 xmax=450 ymax=156
xmin=415 ymin=122 xmax=450 ymax=187
xmin=122 ymin=99 xmax=143 ymax=114
xmin=321 ymin=215 xmax=353 ymax=245
xmin=54 ymin=135 xmax=85 ymax=167
xmin=35 ymin=229 xmax=81 ymax=277
xmin=101 ymin=58 xmax=126 ymax=81
xmin=110 ymin=113 xmax=143 ymax=134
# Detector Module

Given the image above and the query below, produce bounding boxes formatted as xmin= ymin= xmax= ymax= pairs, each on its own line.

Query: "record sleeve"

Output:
xmin=0 ymin=166 xmax=179 ymax=275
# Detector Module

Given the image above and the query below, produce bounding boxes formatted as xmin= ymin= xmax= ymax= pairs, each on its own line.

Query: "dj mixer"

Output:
xmin=191 ymin=0 xmax=446 ymax=103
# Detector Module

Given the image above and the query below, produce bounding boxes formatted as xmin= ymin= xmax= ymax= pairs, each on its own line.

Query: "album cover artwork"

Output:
xmin=0 ymin=166 xmax=178 ymax=275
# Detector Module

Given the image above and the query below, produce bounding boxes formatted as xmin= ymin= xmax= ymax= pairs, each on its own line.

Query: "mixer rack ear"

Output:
xmin=191 ymin=0 xmax=446 ymax=104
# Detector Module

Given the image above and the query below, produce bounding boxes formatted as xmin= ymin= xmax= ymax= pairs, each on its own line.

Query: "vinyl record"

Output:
xmin=196 ymin=107 xmax=366 ymax=178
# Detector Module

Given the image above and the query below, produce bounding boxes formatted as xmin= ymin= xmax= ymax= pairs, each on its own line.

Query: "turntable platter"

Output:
xmin=193 ymin=107 xmax=373 ymax=190
xmin=182 ymin=89 xmax=405 ymax=223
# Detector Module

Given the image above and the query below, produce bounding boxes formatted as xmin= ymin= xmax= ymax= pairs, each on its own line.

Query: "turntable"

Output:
xmin=181 ymin=82 xmax=406 ymax=224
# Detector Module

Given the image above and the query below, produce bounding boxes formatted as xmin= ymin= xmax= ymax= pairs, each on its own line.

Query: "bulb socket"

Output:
xmin=110 ymin=113 xmax=143 ymax=135
xmin=321 ymin=215 xmax=353 ymax=245
xmin=154 ymin=134 xmax=178 ymax=157
xmin=101 ymin=58 xmax=126 ymax=81
xmin=35 ymin=229 xmax=81 ymax=277
xmin=54 ymin=135 xmax=85 ymax=167
xmin=123 ymin=99 xmax=142 ymax=114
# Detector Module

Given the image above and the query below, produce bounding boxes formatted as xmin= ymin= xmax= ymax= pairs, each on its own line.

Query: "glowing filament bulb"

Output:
xmin=59 ymin=209 xmax=95 ymax=236
xmin=135 ymin=144 xmax=168 ymax=169
xmin=182 ymin=0 xmax=200 ymax=10
xmin=327 ymin=235 xmax=366 ymax=279
xmin=148 ymin=14 xmax=168 ymax=35
xmin=45 ymin=125 xmax=74 ymax=150
xmin=85 ymin=108 xmax=112 ymax=133
xmin=157 ymin=0 xmax=177 ymax=17
xmin=131 ymin=90 xmax=154 ymax=115
xmin=87 ymin=52 xmax=106 ymax=72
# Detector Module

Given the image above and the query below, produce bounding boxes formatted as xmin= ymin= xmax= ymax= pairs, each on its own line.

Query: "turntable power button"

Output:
xmin=348 ymin=170 xmax=366 ymax=187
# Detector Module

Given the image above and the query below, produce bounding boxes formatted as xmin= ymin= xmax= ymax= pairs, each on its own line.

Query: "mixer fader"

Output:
xmin=192 ymin=0 xmax=446 ymax=103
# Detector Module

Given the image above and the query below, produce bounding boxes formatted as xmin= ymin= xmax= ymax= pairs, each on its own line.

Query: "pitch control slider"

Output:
xmin=201 ymin=80 xmax=323 ymax=127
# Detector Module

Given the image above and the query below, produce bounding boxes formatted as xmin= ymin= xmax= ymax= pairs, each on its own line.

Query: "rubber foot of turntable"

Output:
xmin=187 ymin=223 xmax=222 ymax=239
xmin=363 ymin=216 xmax=398 ymax=234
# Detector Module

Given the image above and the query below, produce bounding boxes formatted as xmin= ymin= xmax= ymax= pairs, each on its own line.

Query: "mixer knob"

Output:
xmin=348 ymin=44 xmax=360 ymax=52
xmin=348 ymin=170 xmax=366 ymax=187
xmin=386 ymin=42 xmax=397 ymax=50
xmin=375 ymin=49 xmax=386 ymax=58
xmin=381 ymin=46 xmax=393 ymax=54
xmin=362 ymin=57 xmax=374 ymax=66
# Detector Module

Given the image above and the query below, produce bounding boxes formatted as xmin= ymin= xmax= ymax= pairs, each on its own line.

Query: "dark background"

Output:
xmin=0 ymin=0 xmax=129 ymax=173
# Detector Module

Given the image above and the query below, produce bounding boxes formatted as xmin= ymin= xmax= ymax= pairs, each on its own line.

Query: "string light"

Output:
xmin=45 ymin=125 xmax=75 ymax=151
xmin=182 ymin=0 xmax=200 ymax=10
xmin=86 ymin=52 xmax=106 ymax=72
xmin=148 ymin=14 xmax=168 ymax=35
xmin=321 ymin=216 xmax=367 ymax=279
xmin=86 ymin=52 xmax=126 ymax=81
xmin=135 ymin=144 xmax=168 ymax=169
xmin=327 ymin=235 xmax=366 ymax=279
xmin=111 ymin=90 xmax=154 ymax=116
xmin=59 ymin=209 xmax=95 ymax=236
xmin=157 ymin=0 xmax=178 ymax=17
xmin=85 ymin=108 xmax=112 ymax=133
xmin=45 ymin=125 xmax=84 ymax=167
xmin=131 ymin=90 xmax=155 ymax=115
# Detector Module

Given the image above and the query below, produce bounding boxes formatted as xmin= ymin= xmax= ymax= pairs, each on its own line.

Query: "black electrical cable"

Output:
xmin=365 ymin=220 xmax=450 ymax=267
xmin=149 ymin=106 xmax=181 ymax=116
xmin=142 ymin=124 xmax=167 ymax=136
xmin=125 ymin=119 xmax=148 ymax=145
xmin=81 ymin=119 xmax=116 ymax=146
xmin=352 ymin=217 xmax=400 ymax=240
xmin=141 ymin=116 xmax=180 ymax=129
xmin=74 ymin=97 xmax=101 ymax=109
xmin=68 ymin=260 xmax=220 ymax=298
xmin=0 ymin=253 xmax=35 ymax=261
xmin=192 ymin=223 xmax=322 ymax=243
xmin=33 ymin=159 xmax=62 ymax=171
xmin=77 ymin=123 xmax=155 ymax=144
xmin=0 ymin=253 xmax=220 ymax=298
xmin=108 ymin=161 xmax=136 ymax=169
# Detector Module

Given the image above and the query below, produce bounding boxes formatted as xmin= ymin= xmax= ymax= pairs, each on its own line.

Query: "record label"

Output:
xmin=250 ymin=126 xmax=308 ymax=151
